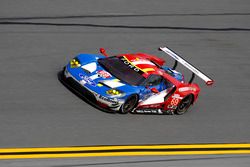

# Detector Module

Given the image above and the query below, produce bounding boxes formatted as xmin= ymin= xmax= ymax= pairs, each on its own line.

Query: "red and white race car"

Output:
xmin=133 ymin=47 xmax=214 ymax=114
xmin=59 ymin=46 xmax=214 ymax=115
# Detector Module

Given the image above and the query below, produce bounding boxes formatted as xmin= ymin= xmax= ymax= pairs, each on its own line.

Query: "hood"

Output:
xmin=66 ymin=54 xmax=138 ymax=95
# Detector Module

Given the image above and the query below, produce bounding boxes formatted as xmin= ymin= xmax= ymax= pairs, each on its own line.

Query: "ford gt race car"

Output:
xmin=58 ymin=46 xmax=214 ymax=115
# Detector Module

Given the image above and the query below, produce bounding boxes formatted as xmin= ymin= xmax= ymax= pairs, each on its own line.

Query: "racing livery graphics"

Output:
xmin=59 ymin=47 xmax=214 ymax=115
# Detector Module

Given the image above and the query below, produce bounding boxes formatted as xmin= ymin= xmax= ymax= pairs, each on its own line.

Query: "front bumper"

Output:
xmin=58 ymin=67 xmax=123 ymax=112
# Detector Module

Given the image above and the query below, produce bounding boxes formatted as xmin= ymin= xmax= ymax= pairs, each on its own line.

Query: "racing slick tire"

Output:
xmin=175 ymin=94 xmax=194 ymax=115
xmin=119 ymin=94 xmax=139 ymax=114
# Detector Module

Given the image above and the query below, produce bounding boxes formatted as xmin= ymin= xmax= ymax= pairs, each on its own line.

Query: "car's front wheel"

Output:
xmin=119 ymin=95 xmax=138 ymax=114
xmin=175 ymin=94 xmax=193 ymax=115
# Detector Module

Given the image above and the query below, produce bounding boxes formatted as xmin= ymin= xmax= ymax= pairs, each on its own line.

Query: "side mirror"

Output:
xmin=99 ymin=48 xmax=108 ymax=57
xmin=151 ymin=87 xmax=159 ymax=93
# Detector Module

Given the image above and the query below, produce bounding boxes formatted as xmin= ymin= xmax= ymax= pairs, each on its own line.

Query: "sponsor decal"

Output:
xmin=179 ymin=87 xmax=196 ymax=92
xmin=79 ymin=73 xmax=96 ymax=87
xmin=120 ymin=57 xmax=143 ymax=74
xmin=97 ymin=70 xmax=111 ymax=79
xmin=172 ymin=94 xmax=183 ymax=99
xmin=139 ymin=104 xmax=162 ymax=108
xmin=183 ymin=62 xmax=200 ymax=74
xmin=134 ymin=109 xmax=174 ymax=115
xmin=134 ymin=109 xmax=163 ymax=114
xmin=163 ymin=48 xmax=179 ymax=61
xmin=167 ymin=105 xmax=177 ymax=109
xmin=99 ymin=95 xmax=118 ymax=105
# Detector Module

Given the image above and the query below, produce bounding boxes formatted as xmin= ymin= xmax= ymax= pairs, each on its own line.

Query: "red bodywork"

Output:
xmin=117 ymin=53 xmax=201 ymax=113
xmin=99 ymin=47 xmax=213 ymax=114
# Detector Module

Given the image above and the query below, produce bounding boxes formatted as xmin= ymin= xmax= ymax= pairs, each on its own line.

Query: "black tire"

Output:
xmin=175 ymin=95 xmax=193 ymax=115
xmin=119 ymin=95 xmax=138 ymax=114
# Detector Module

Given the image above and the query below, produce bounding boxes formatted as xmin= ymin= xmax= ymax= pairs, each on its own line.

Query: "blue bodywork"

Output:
xmin=64 ymin=54 xmax=183 ymax=111
xmin=65 ymin=54 xmax=141 ymax=110
xmin=162 ymin=66 xmax=184 ymax=82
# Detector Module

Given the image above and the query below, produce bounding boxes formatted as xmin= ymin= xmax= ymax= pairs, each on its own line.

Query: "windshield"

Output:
xmin=98 ymin=56 xmax=146 ymax=86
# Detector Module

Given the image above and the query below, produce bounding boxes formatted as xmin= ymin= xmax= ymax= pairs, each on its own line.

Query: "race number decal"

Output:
xmin=171 ymin=98 xmax=179 ymax=106
xmin=97 ymin=70 xmax=111 ymax=79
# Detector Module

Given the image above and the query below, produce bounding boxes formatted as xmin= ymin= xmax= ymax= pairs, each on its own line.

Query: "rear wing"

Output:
xmin=159 ymin=46 xmax=214 ymax=86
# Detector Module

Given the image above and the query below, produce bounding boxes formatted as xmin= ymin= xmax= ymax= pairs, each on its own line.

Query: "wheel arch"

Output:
xmin=119 ymin=93 xmax=139 ymax=114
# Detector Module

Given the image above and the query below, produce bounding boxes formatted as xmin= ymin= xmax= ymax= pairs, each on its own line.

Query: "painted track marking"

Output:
xmin=1 ymin=143 xmax=250 ymax=159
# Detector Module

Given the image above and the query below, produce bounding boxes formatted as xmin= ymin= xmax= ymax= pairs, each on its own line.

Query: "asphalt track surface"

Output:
xmin=0 ymin=0 xmax=250 ymax=166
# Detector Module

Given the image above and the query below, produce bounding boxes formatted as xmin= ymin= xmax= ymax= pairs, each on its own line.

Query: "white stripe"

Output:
xmin=132 ymin=60 xmax=155 ymax=66
xmin=139 ymin=90 xmax=168 ymax=105
xmin=81 ymin=62 xmax=97 ymax=73
xmin=101 ymin=80 xmax=125 ymax=88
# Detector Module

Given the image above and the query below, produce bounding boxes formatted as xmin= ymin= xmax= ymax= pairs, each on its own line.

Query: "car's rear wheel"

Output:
xmin=175 ymin=94 xmax=193 ymax=115
xmin=120 ymin=95 xmax=138 ymax=114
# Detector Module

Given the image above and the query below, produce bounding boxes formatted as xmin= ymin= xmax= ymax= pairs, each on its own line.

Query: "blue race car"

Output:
xmin=58 ymin=47 xmax=213 ymax=114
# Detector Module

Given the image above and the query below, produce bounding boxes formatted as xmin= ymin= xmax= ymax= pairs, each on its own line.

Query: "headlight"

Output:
xmin=106 ymin=89 xmax=124 ymax=97
xmin=70 ymin=58 xmax=81 ymax=68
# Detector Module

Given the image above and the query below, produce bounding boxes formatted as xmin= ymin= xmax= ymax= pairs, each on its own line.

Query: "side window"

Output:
xmin=163 ymin=78 xmax=174 ymax=89
xmin=144 ymin=75 xmax=163 ymax=86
